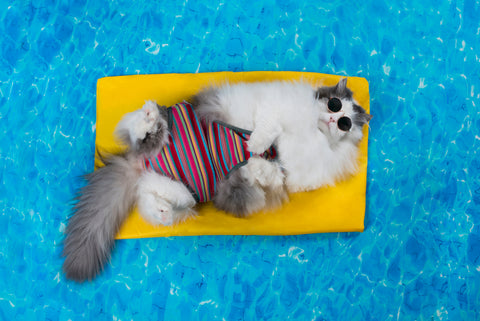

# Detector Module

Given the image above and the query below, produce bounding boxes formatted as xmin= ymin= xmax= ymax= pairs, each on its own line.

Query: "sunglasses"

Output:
xmin=328 ymin=98 xmax=352 ymax=132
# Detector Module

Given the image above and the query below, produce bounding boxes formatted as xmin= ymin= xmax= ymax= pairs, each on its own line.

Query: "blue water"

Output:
xmin=1 ymin=0 xmax=479 ymax=320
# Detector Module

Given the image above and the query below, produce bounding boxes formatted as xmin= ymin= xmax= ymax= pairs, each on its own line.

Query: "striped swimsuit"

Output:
xmin=143 ymin=102 xmax=277 ymax=202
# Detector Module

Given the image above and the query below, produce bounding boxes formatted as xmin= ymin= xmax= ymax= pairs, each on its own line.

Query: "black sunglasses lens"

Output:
xmin=328 ymin=98 xmax=342 ymax=112
xmin=338 ymin=117 xmax=352 ymax=131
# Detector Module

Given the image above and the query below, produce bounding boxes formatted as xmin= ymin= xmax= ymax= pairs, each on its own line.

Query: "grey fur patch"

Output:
xmin=263 ymin=184 xmax=288 ymax=210
xmin=213 ymin=169 xmax=266 ymax=217
xmin=352 ymin=104 xmax=373 ymax=126
xmin=62 ymin=152 xmax=140 ymax=282
xmin=114 ymin=127 xmax=132 ymax=147
xmin=191 ymin=87 xmax=229 ymax=123
xmin=315 ymin=78 xmax=353 ymax=100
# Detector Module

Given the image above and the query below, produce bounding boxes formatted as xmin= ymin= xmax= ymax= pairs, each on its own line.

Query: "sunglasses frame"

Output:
xmin=327 ymin=98 xmax=352 ymax=132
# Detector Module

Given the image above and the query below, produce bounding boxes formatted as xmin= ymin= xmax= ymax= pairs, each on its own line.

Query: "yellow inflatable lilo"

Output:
xmin=95 ymin=71 xmax=370 ymax=239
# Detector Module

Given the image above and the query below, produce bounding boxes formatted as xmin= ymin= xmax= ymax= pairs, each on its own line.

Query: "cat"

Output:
xmin=62 ymin=78 xmax=371 ymax=282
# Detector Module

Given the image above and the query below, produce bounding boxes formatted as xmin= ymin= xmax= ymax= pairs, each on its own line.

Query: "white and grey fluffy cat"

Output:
xmin=63 ymin=78 xmax=371 ymax=282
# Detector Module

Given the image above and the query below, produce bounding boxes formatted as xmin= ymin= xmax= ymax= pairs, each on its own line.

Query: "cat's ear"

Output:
xmin=353 ymin=104 xmax=373 ymax=125
xmin=362 ymin=113 xmax=373 ymax=123
xmin=336 ymin=78 xmax=347 ymax=93
xmin=353 ymin=113 xmax=372 ymax=126
xmin=315 ymin=78 xmax=351 ymax=99
xmin=334 ymin=78 xmax=353 ymax=99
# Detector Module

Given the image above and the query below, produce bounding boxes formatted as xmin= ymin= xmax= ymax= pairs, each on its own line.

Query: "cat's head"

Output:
xmin=315 ymin=78 xmax=372 ymax=145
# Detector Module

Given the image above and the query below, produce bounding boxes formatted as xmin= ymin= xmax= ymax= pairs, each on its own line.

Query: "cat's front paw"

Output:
xmin=247 ymin=136 xmax=271 ymax=155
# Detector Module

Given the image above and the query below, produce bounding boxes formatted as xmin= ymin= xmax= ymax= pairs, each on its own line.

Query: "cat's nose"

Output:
xmin=330 ymin=112 xmax=345 ymax=122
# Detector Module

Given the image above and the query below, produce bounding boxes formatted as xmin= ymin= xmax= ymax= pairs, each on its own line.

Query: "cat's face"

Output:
xmin=315 ymin=78 xmax=372 ymax=145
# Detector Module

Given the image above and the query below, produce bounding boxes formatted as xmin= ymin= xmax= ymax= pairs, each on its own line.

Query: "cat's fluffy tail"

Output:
xmin=62 ymin=152 xmax=141 ymax=282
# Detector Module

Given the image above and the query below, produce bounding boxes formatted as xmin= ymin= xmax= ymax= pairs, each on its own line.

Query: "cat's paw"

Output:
xmin=213 ymin=168 xmax=266 ymax=217
xmin=142 ymin=100 xmax=161 ymax=121
xmin=138 ymin=192 xmax=175 ymax=226
xmin=134 ymin=101 xmax=162 ymax=139
xmin=243 ymin=158 xmax=287 ymax=211
xmin=139 ymin=192 xmax=198 ymax=226
xmin=245 ymin=157 xmax=285 ymax=189
xmin=246 ymin=136 xmax=271 ymax=155
xmin=246 ymin=122 xmax=281 ymax=155
xmin=115 ymin=100 xmax=168 ymax=152
xmin=137 ymin=172 xmax=197 ymax=226
xmin=132 ymin=101 xmax=169 ymax=155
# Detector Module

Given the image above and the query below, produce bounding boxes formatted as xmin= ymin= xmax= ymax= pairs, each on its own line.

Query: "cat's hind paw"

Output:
xmin=137 ymin=172 xmax=197 ymax=226
xmin=138 ymin=191 xmax=196 ymax=226
xmin=137 ymin=191 xmax=175 ymax=226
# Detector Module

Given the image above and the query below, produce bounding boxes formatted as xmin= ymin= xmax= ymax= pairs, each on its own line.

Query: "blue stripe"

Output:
xmin=147 ymin=158 xmax=155 ymax=171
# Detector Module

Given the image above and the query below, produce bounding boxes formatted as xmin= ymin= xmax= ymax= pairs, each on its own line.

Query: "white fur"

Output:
xmin=136 ymin=170 xmax=196 ymax=226
xmin=202 ymin=80 xmax=365 ymax=192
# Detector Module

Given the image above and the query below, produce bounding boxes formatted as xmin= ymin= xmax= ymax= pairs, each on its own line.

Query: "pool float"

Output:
xmin=95 ymin=71 xmax=370 ymax=239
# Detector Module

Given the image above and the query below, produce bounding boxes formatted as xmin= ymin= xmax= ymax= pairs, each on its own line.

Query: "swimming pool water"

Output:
xmin=1 ymin=0 xmax=479 ymax=320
